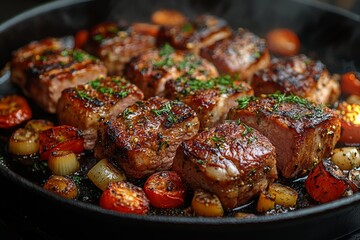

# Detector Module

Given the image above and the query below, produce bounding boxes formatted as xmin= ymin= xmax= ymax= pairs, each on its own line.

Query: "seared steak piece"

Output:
xmin=227 ymin=92 xmax=341 ymax=178
xmin=124 ymin=44 xmax=218 ymax=99
xmin=94 ymin=96 xmax=200 ymax=179
xmin=56 ymin=76 xmax=144 ymax=150
xmin=250 ymin=54 xmax=340 ymax=105
xmin=165 ymin=74 xmax=254 ymax=131
xmin=84 ymin=22 xmax=157 ymax=76
xmin=172 ymin=120 xmax=277 ymax=210
xmin=157 ymin=14 xmax=232 ymax=54
xmin=10 ymin=43 xmax=107 ymax=114
xmin=200 ymin=28 xmax=271 ymax=82
xmin=10 ymin=37 xmax=63 ymax=92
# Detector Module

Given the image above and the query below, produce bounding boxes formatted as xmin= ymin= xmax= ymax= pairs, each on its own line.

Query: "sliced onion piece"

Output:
xmin=87 ymin=158 xmax=126 ymax=191
xmin=8 ymin=128 xmax=40 ymax=155
xmin=43 ymin=175 xmax=78 ymax=199
xmin=191 ymin=189 xmax=224 ymax=217
xmin=25 ymin=119 xmax=54 ymax=133
xmin=48 ymin=150 xmax=79 ymax=176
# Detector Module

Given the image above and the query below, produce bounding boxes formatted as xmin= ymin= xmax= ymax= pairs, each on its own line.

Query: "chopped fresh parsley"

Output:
xmin=75 ymin=87 xmax=92 ymax=101
xmin=236 ymin=96 xmax=253 ymax=109
xmin=154 ymin=44 xmax=175 ymax=68
xmin=179 ymin=74 xmax=239 ymax=95
xmin=152 ymin=101 xmax=178 ymax=124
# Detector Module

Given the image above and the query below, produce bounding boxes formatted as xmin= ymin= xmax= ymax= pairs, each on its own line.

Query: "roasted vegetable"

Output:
xmin=39 ymin=125 xmax=84 ymax=160
xmin=87 ymin=158 xmax=127 ymax=191
xmin=304 ymin=159 xmax=348 ymax=203
xmin=43 ymin=175 xmax=78 ymax=199
xmin=144 ymin=170 xmax=186 ymax=208
xmin=340 ymin=72 xmax=360 ymax=96
xmin=256 ymin=191 xmax=276 ymax=213
xmin=48 ymin=150 xmax=80 ymax=176
xmin=25 ymin=119 xmax=54 ymax=133
xmin=0 ymin=95 xmax=32 ymax=129
xmin=331 ymin=147 xmax=360 ymax=170
xmin=336 ymin=102 xmax=360 ymax=144
xmin=267 ymin=183 xmax=298 ymax=208
xmin=265 ymin=28 xmax=300 ymax=57
xmin=99 ymin=181 xmax=150 ymax=215
xmin=191 ymin=189 xmax=224 ymax=217
xmin=8 ymin=128 xmax=39 ymax=155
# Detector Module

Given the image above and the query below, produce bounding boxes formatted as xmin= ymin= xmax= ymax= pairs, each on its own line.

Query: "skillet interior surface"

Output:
xmin=1 ymin=0 xmax=360 ymax=239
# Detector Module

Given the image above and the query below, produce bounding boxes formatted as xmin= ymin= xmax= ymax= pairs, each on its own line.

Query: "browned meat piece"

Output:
xmin=165 ymin=74 xmax=254 ymax=131
xmin=84 ymin=22 xmax=157 ymax=76
xmin=10 ymin=37 xmax=63 ymax=91
xmin=124 ymin=44 xmax=219 ymax=99
xmin=94 ymin=96 xmax=200 ymax=179
xmin=250 ymin=54 xmax=340 ymax=105
xmin=10 ymin=43 xmax=107 ymax=114
xmin=56 ymin=76 xmax=144 ymax=150
xmin=227 ymin=92 xmax=341 ymax=178
xmin=172 ymin=121 xmax=278 ymax=210
xmin=157 ymin=14 xmax=232 ymax=54
xmin=199 ymin=28 xmax=271 ymax=82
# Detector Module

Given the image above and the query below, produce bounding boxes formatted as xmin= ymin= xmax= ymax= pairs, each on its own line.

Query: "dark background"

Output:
xmin=1 ymin=0 xmax=360 ymax=24
xmin=1 ymin=0 xmax=360 ymax=239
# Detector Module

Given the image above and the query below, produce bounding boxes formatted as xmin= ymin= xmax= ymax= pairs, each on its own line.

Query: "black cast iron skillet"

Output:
xmin=1 ymin=0 xmax=360 ymax=239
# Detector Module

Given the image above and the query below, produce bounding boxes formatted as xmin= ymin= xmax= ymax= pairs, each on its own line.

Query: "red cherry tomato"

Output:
xmin=336 ymin=102 xmax=360 ymax=144
xmin=74 ymin=29 xmax=89 ymax=49
xmin=265 ymin=28 xmax=300 ymax=57
xmin=39 ymin=125 xmax=84 ymax=160
xmin=99 ymin=181 xmax=150 ymax=215
xmin=0 ymin=95 xmax=32 ymax=129
xmin=340 ymin=72 xmax=360 ymax=96
xmin=304 ymin=159 xmax=348 ymax=203
xmin=144 ymin=171 xmax=186 ymax=208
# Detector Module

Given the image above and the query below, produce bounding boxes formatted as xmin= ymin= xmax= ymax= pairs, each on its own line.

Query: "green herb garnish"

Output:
xmin=152 ymin=101 xmax=178 ymax=124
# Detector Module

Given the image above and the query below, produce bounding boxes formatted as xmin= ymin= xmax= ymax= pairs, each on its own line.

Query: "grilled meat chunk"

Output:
xmin=200 ymin=28 xmax=271 ymax=82
xmin=83 ymin=22 xmax=156 ymax=76
xmin=94 ymin=96 xmax=200 ymax=179
xmin=10 ymin=37 xmax=63 ymax=92
xmin=10 ymin=43 xmax=107 ymax=114
xmin=56 ymin=76 xmax=144 ymax=150
xmin=124 ymin=44 xmax=218 ymax=99
xmin=165 ymin=75 xmax=254 ymax=131
xmin=250 ymin=54 xmax=340 ymax=105
xmin=172 ymin=120 xmax=278 ymax=210
xmin=227 ymin=92 xmax=341 ymax=178
xmin=157 ymin=14 xmax=232 ymax=54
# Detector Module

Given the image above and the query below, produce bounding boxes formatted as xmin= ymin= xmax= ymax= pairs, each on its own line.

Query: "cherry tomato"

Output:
xmin=340 ymin=72 xmax=360 ymax=96
xmin=131 ymin=22 xmax=160 ymax=37
xmin=0 ymin=95 xmax=32 ymax=129
xmin=144 ymin=171 xmax=186 ymax=208
xmin=304 ymin=159 xmax=348 ymax=203
xmin=74 ymin=29 xmax=89 ymax=49
xmin=336 ymin=102 xmax=360 ymax=144
xmin=39 ymin=125 xmax=84 ymax=160
xmin=265 ymin=28 xmax=300 ymax=57
xmin=99 ymin=181 xmax=150 ymax=215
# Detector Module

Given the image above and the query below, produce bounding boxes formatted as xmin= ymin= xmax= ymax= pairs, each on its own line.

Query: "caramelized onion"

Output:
xmin=87 ymin=158 xmax=126 ymax=191
xmin=8 ymin=128 xmax=39 ymax=155
xmin=43 ymin=175 xmax=78 ymax=199
xmin=48 ymin=150 xmax=79 ymax=176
